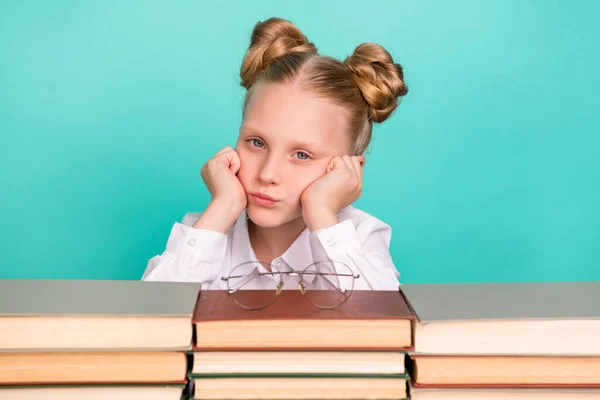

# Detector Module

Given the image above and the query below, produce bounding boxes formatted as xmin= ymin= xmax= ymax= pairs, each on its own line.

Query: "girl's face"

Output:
xmin=236 ymin=81 xmax=352 ymax=229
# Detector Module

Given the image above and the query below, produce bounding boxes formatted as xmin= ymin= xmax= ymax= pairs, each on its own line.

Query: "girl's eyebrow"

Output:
xmin=290 ymin=140 xmax=324 ymax=151
xmin=239 ymin=125 xmax=265 ymax=136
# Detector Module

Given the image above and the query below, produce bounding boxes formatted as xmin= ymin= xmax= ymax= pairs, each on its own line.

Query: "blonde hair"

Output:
xmin=239 ymin=17 xmax=408 ymax=155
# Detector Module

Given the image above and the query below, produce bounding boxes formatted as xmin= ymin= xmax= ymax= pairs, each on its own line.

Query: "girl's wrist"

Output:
xmin=193 ymin=199 xmax=243 ymax=233
xmin=303 ymin=204 xmax=339 ymax=232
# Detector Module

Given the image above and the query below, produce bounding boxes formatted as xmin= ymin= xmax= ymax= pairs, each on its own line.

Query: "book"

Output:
xmin=191 ymin=351 xmax=406 ymax=376
xmin=0 ymin=279 xmax=202 ymax=350
xmin=0 ymin=385 xmax=184 ymax=400
xmin=408 ymin=382 xmax=600 ymax=399
xmin=400 ymin=281 xmax=600 ymax=355
xmin=0 ymin=351 xmax=187 ymax=384
xmin=408 ymin=354 xmax=600 ymax=387
xmin=409 ymin=383 xmax=600 ymax=400
xmin=190 ymin=376 xmax=408 ymax=399
xmin=192 ymin=289 xmax=414 ymax=350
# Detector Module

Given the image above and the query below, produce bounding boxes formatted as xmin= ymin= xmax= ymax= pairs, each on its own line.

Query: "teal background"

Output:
xmin=1 ymin=1 xmax=598 ymax=283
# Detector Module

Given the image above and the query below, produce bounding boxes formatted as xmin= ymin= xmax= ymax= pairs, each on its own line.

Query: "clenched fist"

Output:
xmin=201 ymin=146 xmax=247 ymax=210
xmin=301 ymin=155 xmax=365 ymax=231
xmin=193 ymin=146 xmax=247 ymax=233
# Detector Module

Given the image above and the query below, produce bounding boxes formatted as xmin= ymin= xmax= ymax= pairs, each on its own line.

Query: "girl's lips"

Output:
xmin=250 ymin=193 xmax=278 ymax=207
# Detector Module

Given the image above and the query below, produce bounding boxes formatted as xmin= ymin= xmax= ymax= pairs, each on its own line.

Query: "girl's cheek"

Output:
xmin=237 ymin=151 xmax=252 ymax=172
xmin=298 ymin=173 xmax=321 ymax=193
xmin=235 ymin=159 xmax=250 ymax=182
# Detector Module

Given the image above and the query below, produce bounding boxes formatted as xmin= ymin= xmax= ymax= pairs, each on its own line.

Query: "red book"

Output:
xmin=192 ymin=289 xmax=414 ymax=351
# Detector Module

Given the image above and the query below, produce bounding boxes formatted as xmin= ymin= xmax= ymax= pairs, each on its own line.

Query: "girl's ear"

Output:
xmin=358 ymin=155 xmax=365 ymax=168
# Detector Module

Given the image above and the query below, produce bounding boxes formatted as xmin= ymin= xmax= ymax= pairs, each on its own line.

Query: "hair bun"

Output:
xmin=240 ymin=18 xmax=317 ymax=89
xmin=344 ymin=43 xmax=408 ymax=123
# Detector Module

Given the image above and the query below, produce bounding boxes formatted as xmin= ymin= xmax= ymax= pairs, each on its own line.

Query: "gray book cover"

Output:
xmin=0 ymin=279 xmax=202 ymax=316
xmin=400 ymin=281 xmax=600 ymax=323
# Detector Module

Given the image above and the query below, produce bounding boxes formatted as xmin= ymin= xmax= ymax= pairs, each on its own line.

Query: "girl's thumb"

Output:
xmin=223 ymin=151 xmax=241 ymax=174
xmin=326 ymin=156 xmax=343 ymax=173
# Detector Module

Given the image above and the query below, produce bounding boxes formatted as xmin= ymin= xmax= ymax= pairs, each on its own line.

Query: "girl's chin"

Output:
xmin=246 ymin=205 xmax=302 ymax=229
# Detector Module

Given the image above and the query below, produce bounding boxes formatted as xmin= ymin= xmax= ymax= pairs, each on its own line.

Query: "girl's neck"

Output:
xmin=247 ymin=215 xmax=306 ymax=265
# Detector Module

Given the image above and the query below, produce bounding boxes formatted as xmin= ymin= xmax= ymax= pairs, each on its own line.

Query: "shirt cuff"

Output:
xmin=170 ymin=222 xmax=227 ymax=265
xmin=309 ymin=219 xmax=361 ymax=262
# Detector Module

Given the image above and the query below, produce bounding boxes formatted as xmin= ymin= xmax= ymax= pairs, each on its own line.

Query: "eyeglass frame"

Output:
xmin=220 ymin=260 xmax=361 ymax=310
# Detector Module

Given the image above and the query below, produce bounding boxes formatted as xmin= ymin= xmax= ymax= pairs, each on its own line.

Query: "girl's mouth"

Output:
xmin=249 ymin=192 xmax=278 ymax=207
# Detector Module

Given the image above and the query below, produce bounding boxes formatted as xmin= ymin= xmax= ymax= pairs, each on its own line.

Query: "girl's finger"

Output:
xmin=341 ymin=155 xmax=355 ymax=173
xmin=327 ymin=156 xmax=344 ymax=173
xmin=351 ymin=156 xmax=363 ymax=181
xmin=225 ymin=151 xmax=241 ymax=174
xmin=216 ymin=146 xmax=234 ymax=156
xmin=345 ymin=155 xmax=360 ymax=179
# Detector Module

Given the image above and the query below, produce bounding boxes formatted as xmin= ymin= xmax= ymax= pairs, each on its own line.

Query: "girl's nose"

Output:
xmin=258 ymin=155 xmax=281 ymax=185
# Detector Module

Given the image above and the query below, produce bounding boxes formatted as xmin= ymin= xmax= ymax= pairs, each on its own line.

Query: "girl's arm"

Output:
xmin=141 ymin=212 xmax=228 ymax=285
xmin=301 ymin=156 xmax=399 ymax=290
xmin=143 ymin=146 xmax=246 ymax=284
xmin=308 ymin=208 xmax=400 ymax=291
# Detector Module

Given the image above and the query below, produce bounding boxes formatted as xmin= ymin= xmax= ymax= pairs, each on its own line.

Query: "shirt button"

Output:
xmin=326 ymin=238 xmax=336 ymax=246
xmin=187 ymin=238 xmax=197 ymax=246
xmin=274 ymin=259 xmax=287 ymax=272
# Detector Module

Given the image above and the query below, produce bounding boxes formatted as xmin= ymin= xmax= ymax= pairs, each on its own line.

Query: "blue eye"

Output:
xmin=296 ymin=151 xmax=310 ymax=160
xmin=250 ymin=139 xmax=264 ymax=148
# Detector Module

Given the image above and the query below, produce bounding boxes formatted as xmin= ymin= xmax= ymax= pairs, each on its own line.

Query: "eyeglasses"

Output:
xmin=221 ymin=260 xmax=360 ymax=310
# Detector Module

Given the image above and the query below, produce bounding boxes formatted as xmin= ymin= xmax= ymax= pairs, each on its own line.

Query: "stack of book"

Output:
xmin=0 ymin=279 xmax=201 ymax=399
xmin=189 ymin=289 xmax=414 ymax=399
xmin=400 ymin=281 xmax=600 ymax=399
xmin=5 ymin=277 xmax=598 ymax=399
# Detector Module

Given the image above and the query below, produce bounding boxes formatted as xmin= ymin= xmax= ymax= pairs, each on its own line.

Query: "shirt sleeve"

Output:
xmin=141 ymin=216 xmax=227 ymax=286
xmin=308 ymin=217 xmax=400 ymax=291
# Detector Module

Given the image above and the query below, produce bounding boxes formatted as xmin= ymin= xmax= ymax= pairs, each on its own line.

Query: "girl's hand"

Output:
xmin=201 ymin=146 xmax=247 ymax=210
xmin=300 ymin=155 xmax=365 ymax=231
xmin=194 ymin=146 xmax=247 ymax=233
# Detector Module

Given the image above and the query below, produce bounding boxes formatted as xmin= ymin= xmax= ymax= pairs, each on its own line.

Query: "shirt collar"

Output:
xmin=229 ymin=209 xmax=259 ymax=277
xmin=229 ymin=209 xmax=315 ymax=277
xmin=279 ymin=227 xmax=312 ymax=272
xmin=280 ymin=228 xmax=320 ymax=285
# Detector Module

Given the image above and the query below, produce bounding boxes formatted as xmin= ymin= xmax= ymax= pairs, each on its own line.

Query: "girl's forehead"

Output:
xmin=242 ymin=82 xmax=351 ymax=152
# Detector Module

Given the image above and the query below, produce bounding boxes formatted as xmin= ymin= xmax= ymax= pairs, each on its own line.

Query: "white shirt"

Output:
xmin=142 ymin=206 xmax=400 ymax=291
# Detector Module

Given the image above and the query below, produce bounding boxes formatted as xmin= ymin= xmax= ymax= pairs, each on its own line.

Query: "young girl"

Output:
xmin=142 ymin=17 xmax=408 ymax=292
